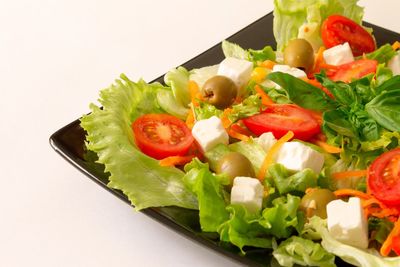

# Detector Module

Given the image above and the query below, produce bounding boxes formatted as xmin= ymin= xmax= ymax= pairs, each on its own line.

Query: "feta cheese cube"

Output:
xmin=272 ymin=64 xmax=307 ymax=79
xmin=327 ymin=197 xmax=368 ymax=249
xmin=388 ymin=53 xmax=400 ymax=76
xmin=230 ymin=176 xmax=264 ymax=213
xmin=257 ymin=132 xmax=277 ymax=152
xmin=217 ymin=57 xmax=253 ymax=93
xmin=275 ymin=142 xmax=324 ymax=173
xmin=191 ymin=116 xmax=228 ymax=152
xmin=323 ymin=42 xmax=354 ymax=66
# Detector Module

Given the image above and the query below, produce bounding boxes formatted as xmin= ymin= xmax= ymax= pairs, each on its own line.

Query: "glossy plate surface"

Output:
xmin=50 ymin=12 xmax=400 ymax=267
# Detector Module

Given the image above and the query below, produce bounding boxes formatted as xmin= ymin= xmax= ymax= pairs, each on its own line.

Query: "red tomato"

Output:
xmin=392 ymin=236 xmax=400 ymax=255
xmin=132 ymin=114 xmax=194 ymax=160
xmin=330 ymin=59 xmax=378 ymax=83
xmin=242 ymin=104 xmax=321 ymax=141
xmin=321 ymin=15 xmax=376 ymax=56
xmin=368 ymin=148 xmax=400 ymax=206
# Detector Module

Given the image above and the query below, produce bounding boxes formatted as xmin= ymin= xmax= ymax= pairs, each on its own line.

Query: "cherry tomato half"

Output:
xmin=132 ymin=114 xmax=194 ymax=160
xmin=368 ymin=148 xmax=400 ymax=206
xmin=321 ymin=15 xmax=376 ymax=56
xmin=330 ymin=59 xmax=378 ymax=83
xmin=242 ymin=104 xmax=321 ymax=141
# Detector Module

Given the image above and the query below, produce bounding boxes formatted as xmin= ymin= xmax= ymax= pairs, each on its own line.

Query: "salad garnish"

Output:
xmin=80 ymin=0 xmax=400 ymax=266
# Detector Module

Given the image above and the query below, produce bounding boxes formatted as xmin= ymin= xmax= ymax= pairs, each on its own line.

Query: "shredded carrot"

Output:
xmin=331 ymin=170 xmax=367 ymax=180
xmin=257 ymin=131 xmax=294 ymax=181
xmin=159 ymin=155 xmax=196 ymax=167
xmin=313 ymin=140 xmax=342 ymax=154
xmin=259 ymin=59 xmax=276 ymax=69
xmin=228 ymin=128 xmax=250 ymax=142
xmin=381 ymin=217 xmax=400 ymax=256
xmin=188 ymin=80 xmax=200 ymax=107
xmin=392 ymin=41 xmax=400 ymax=51
xmin=230 ymin=121 xmax=253 ymax=137
xmin=303 ymin=77 xmax=335 ymax=99
xmin=313 ymin=46 xmax=326 ymax=73
xmin=333 ymin=188 xmax=371 ymax=200
xmin=221 ymin=108 xmax=233 ymax=129
xmin=254 ymin=85 xmax=274 ymax=106
xmin=185 ymin=108 xmax=195 ymax=129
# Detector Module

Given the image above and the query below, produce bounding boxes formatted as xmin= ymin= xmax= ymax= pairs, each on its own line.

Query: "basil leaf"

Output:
xmin=323 ymin=109 xmax=356 ymax=137
xmin=268 ymin=72 xmax=336 ymax=111
xmin=316 ymin=74 xmax=358 ymax=106
xmin=366 ymin=89 xmax=400 ymax=131
xmin=374 ymin=75 xmax=400 ymax=95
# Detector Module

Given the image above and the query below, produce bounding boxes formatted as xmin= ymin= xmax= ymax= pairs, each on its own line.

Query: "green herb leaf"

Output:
xmin=366 ymin=89 xmax=400 ymax=131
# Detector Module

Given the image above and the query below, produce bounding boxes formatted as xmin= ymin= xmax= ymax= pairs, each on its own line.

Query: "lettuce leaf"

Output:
xmin=80 ymin=74 xmax=198 ymax=210
xmin=189 ymin=64 xmax=219 ymax=89
xmin=164 ymin=66 xmax=191 ymax=107
xmin=273 ymin=236 xmax=335 ymax=267
xmin=183 ymin=159 xmax=229 ymax=232
xmin=221 ymin=40 xmax=248 ymax=60
xmin=156 ymin=89 xmax=188 ymax=119
xmin=273 ymin=0 xmax=364 ymax=51
xmin=309 ymin=217 xmax=400 ymax=267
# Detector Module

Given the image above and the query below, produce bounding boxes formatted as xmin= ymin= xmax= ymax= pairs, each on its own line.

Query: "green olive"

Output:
xmin=201 ymin=75 xmax=238 ymax=109
xmin=216 ymin=152 xmax=256 ymax=181
xmin=283 ymin=38 xmax=315 ymax=73
xmin=299 ymin=188 xmax=336 ymax=219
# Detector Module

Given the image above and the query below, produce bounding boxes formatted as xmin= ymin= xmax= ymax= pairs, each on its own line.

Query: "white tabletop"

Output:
xmin=1 ymin=0 xmax=399 ymax=266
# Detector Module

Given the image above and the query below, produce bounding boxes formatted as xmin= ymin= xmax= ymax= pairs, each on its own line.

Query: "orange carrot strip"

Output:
xmin=254 ymin=85 xmax=274 ymax=106
xmin=259 ymin=59 xmax=276 ymax=69
xmin=228 ymin=128 xmax=250 ymax=142
xmin=392 ymin=41 xmax=400 ymax=51
xmin=381 ymin=217 xmax=400 ymax=256
xmin=221 ymin=108 xmax=233 ymax=129
xmin=159 ymin=155 xmax=196 ymax=167
xmin=332 ymin=170 xmax=367 ymax=180
xmin=188 ymin=80 xmax=200 ymax=107
xmin=257 ymin=131 xmax=294 ymax=181
xmin=313 ymin=140 xmax=342 ymax=154
xmin=185 ymin=108 xmax=195 ymax=129
xmin=230 ymin=122 xmax=253 ymax=137
xmin=313 ymin=46 xmax=326 ymax=73
xmin=333 ymin=188 xmax=371 ymax=200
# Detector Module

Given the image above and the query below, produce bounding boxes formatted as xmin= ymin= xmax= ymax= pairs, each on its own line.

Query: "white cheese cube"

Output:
xmin=191 ymin=116 xmax=228 ymax=152
xmin=217 ymin=57 xmax=253 ymax=92
xmin=272 ymin=64 xmax=307 ymax=79
xmin=230 ymin=176 xmax=264 ymax=213
xmin=257 ymin=132 xmax=277 ymax=152
xmin=323 ymin=42 xmax=354 ymax=66
xmin=388 ymin=53 xmax=400 ymax=76
xmin=275 ymin=142 xmax=324 ymax=173
xmin=327 ymin=197 xmax=368 ymax=249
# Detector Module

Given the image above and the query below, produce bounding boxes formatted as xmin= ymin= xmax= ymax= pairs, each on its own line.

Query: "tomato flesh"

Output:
xmin=368 ymin=148 xmax=400 ymax=206
xmin=321 ymin=15 xmax=376 ymax=56
xmin=132 ymin=114 xmax=194 ymax=160
xmin=330 ymin=59 xmax=378 ymax=83
xmin=242 ymin=104 xmax=321 ymax=141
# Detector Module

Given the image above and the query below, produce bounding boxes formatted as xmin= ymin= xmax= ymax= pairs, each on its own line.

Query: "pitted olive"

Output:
xmin=201 ymin=75 xmax=238 ymax=109
xmin=284 ymin=38 xmax=315 ymax=73
xmin=216 ymin=152 xmax=256 ymax=181
xmin=299 ymin=188 xmax=336 ymax=219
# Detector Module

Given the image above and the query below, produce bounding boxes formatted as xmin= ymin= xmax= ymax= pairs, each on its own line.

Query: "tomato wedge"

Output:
xmin=242 ymin=104 xmax=320 ymax=141
xmin=132 ymin=114 xmax=194 ymax=160
xmin=330 ymin=59 xmax=378 ymax=83
xmin=321 ymin=15 xmax=376 ymax=56
xmin=368 ymin=148 xmax=400 ymax=206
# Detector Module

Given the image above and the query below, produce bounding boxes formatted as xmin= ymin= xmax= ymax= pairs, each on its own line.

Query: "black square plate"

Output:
xmin=50 ymin=12 xmax=400 ymax=267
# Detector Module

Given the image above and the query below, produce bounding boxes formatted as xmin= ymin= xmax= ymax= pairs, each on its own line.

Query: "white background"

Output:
xmin=1 ymin=0 xmax=399 ymax=266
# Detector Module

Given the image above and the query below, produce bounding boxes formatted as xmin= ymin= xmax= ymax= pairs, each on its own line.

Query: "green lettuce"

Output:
xmin=365 ymin=44 xmax=397 ymax=64
xmin=273 ymin=0 xmax=364 ymax=51
xmin=183 ymin=159 xmax=229 ymax=232
xmin=222 ymin=40 xmax=275 ymax=63
xmin=156 ymin=89 xmax=188 ymax=119
xmin=80 ymin=74 xmax=198 ymax=210
xmin=189 ymin=64 xmax=219 ymax=88
xmin=309 ymin=217 xmax=400 ymax=267
xmin=164 ymin=66 xmax=191 ymax=107
xmin=268 ymin=164 xmax=318 ymax=195
xmin=273 ymin=236 xmax=335 ymax=267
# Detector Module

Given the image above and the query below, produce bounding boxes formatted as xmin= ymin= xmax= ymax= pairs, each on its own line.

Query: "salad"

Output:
xmin=80 ymin=0 xmax=400 ymax=266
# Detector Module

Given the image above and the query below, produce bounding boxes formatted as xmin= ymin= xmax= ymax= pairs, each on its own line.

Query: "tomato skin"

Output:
xmin=132 ymin=114 xmax=194 ymax=160
xmin=242 ymin=104 xmax=321 ymax=141
xmin=392 ymin=236 xmax=400 ymax=255
xmin=368 ymin=148 xmax=400 ymax=206
xmin=321 ymin=15 xmax=376 ymax=56
xmin=330 ymin=59 xmax=378 ymax=83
